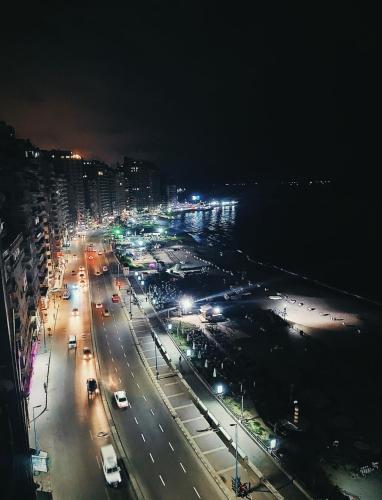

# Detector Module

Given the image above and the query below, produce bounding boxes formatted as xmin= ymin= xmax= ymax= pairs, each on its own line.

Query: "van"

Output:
xmin=68 ymin=335 xmax=77 ymax=349
xmin=100 ymin=444 xmax=121 ymax=487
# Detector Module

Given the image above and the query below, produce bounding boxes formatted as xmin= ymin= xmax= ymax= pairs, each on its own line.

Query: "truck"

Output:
xmin=100 ymin=444 xmax=122 ymax=487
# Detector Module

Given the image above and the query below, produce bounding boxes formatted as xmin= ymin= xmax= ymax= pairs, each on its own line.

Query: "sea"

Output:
xmin=170 ymin=180 xmax=381 ymax=302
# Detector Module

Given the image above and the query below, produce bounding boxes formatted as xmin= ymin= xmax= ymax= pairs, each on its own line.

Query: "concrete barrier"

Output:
xmin=219 ymin=426 xmax=233 ymax=444
xmin=206 ymin=410 xmax=219 ymax=428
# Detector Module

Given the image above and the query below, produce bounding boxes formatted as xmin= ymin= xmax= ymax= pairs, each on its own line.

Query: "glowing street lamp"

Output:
xmin=180 ymin=296 xmax=193 ymax=314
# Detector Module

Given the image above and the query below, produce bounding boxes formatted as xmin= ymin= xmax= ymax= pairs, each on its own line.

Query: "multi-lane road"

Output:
xmin=87 ymin=230 xmax=224 ymax=500
xmin=30 ymin=230 xmax=225 ymax=499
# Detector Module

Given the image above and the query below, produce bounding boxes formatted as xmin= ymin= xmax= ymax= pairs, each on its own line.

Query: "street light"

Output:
xmin=180 ymin=296 xmax=193 ymax=314
xmin=152 ymin=334 xmax=159 ymax=380
xmin=32 ymin=404 xmax=42 ymax=453
xmin=230 ymin=422 xmax=240 ymax=496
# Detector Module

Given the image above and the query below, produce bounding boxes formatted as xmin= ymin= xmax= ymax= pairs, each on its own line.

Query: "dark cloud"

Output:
xmin=0 ymin=1 xmax=378 ymax=181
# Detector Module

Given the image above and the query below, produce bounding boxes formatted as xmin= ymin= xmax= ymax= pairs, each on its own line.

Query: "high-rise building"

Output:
xmin=0 ymin=219 xmax=35 ymax=500
xmin=46 ymin=150 xmax=86 ymax=226
xmin=122 ymin=157 xmax=161 ymax=211
xmin=83 ymin=161 xmax=114 ymax=220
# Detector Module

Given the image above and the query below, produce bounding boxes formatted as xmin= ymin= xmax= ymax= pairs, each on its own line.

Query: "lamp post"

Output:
xmin=240 ymin=382 xmax=244 ymax=421
xmin=230 ymin=422 xmax=240 ymax=496
xmin=33 ymin=404 xmax=42 ymax=453
xmin=152 ymin=332 xmax=159 ymax=380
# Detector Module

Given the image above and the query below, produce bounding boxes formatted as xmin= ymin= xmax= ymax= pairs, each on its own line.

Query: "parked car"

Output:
xmin=95 ymin=302 xmax=103 ymax=309
xmin=103 ymin=308 xmax=111 ymax=317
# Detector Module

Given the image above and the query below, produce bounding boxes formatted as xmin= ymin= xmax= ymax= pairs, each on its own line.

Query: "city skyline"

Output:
xmin=1 ymin=3 xmax=380 ymax=500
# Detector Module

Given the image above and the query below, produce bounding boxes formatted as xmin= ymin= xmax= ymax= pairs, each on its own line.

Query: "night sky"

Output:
xmin=0 ymin=2 xmax=377 ymax=182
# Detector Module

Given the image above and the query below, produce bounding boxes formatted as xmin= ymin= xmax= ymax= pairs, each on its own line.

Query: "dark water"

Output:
xmin=170 ymin=182 xmax=381 ymax=302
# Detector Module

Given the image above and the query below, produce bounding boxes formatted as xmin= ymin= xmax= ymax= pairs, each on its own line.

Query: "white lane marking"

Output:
xmin=118 ymin=337 xmax=121 ymax=341
xmin=89 ymin=429 xmax=93 ymax=440
xmin=166 ymin=392 xmax=186 ymax=398
xmin=114 ymin=367 xmax=118 ymax=373
xmin=173 ymin=403 xmax=193 ymax=410
xmin=131 ymin=371 xmax=135 ymax=378
xmin=123 ymin=352 xmax=127 ymax=358
xmin=134 ymin=417 xmax=138 ymax=425
xmin=164 ymin=381 xmax=179 ymax=386
xmin=150 ymin=409 xmax=155 ymax=416
xmin=149 ymin=453 xmax=154 ymax=463
xmin=180 ymin=462 xmax=186 ymax=473
xmin=96 ymin=455 xmax=101 ymax=469
xmin=158 ymin=424 xmax=164 ymax=433
xmin=143 ymin=395 xmax=147 ymax=401
xmin=168 ymin=441 xmax=174 ymax=452
xmin=182 ymin=416 xmax=204 ymax=424
xmin=159 ymin=475 xmax=166 ymax=486
xmin=126 ymin=360 xmax=130 ymax=367
xmin=119 ymin=377 xmax=122 ymax=383
xmin=193 ymin=486 xmax=201 ymax=499
xmin=121 ymin=344 xmax=124 ymax=350
xmin=136 ymin=383 xmax=140 ymax=389
xmin=109 ymin=349 xmax=112 ymax=355
xmin=141 ymin=433 xmax=146 ymax=443
xmin=111 ymin=357 xmax=114 ymax=362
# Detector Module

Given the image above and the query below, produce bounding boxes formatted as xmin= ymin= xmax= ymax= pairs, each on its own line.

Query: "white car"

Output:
xmin=114 ymin=390 xmax=128 ymax=408
xmin=102 ymin=266 xmax=108 ymax=272
xmin=98 ymin=250 xmax=103 ymax=255
xmin=88 ymin=255 xmax=94 ymax=260
xmin=103 ymin=308 xmax=110 ymax=317
xmin=95 ymin=302 xmax=103 ymax=309
xmin=79 ymin=266 xmax=85 ymax=271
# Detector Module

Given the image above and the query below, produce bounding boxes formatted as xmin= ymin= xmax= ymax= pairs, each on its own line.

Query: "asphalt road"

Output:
xmin=86 ymin=231 xmax=225 ymax=500
xmin=29 ymin=236 xmax=131 ymax=500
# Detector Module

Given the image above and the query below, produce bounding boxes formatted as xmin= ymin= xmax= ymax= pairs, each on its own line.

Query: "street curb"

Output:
xmin=87 ymin=251 xmax=145 ymax=500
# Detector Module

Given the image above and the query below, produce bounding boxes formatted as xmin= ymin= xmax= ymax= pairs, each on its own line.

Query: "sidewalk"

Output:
xmin=28 ymin=306 xmax=56 ymax=495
